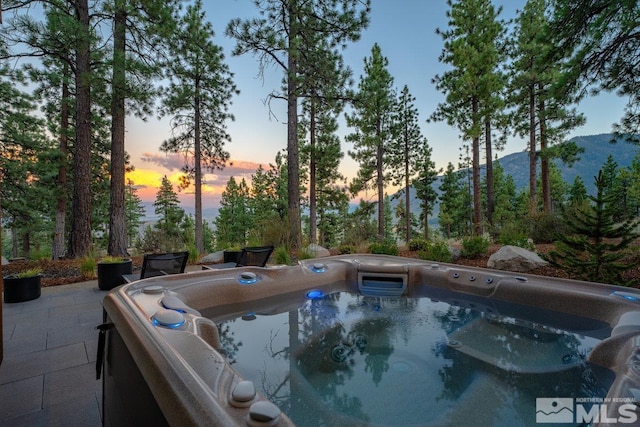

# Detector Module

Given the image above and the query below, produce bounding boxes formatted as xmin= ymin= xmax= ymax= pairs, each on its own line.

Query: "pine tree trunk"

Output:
xmin=194 ymin=80 xmax=204 ymax=254
xmin=423 ymin=194 xmax=429 ymax=241
xmin=538 ymin=90 xmax=551 ymax=213
xmin=108 ymin=3 xmax=129 ymax=257
xmin=485 ymin=120 xmax=494 ymax=226
xmin=404 ymin=129 xmax=411 ymax=243
xmin=287 ymin=8 xmax=301 ymax=251
xmin=309 ymin=101 xmax=317 ymax=245
xmin=53 ymin=74 xmax=69 ymax=260
xmin=528 ymin=85 xmax=537 ymax=214
xmin=70 ymin=0 xmax=93 ymax=258
xmin=472 ymin=97 xmax=482 ymax=236
xmin=376 ymin=119 xmax=384 ymax=241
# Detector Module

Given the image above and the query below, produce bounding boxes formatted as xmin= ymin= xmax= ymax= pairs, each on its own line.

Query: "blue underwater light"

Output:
xmin=306 ymin=290 xmax=324 ymax=300
xmin=612 ymin=291 xmax=640 ymax=302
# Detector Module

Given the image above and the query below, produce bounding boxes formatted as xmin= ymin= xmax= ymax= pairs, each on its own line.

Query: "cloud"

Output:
xmin=140 ymin=152 xmax=185 ymax=171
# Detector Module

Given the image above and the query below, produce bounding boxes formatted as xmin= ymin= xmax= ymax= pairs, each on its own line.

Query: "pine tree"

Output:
xmin=299 ymin=102 xmax=348 ymax=246
xmin=567 ymin=176 xmax=588 ymax=206
xmin=510 ymin=0 xmax=584 ymax=215
xmin=432 ymin=0 xmax=506 ymax=235
xmin=552 ymin=0 xmax=640 ymax=141
xmin=2 ymin=0 xmax=101 ymax=257
xmin=346 ymin=43 xmax=396 ymax=241
xmin=389 ymin=85 xmax=431 ymax=242
xmin=227 ymin=0 xmax=370 ymax=250
xmin=159 ymin=0 xmax=237 ymax=255
xmin=412 ymin=138 xmax=439 ymax=241
xmin=214 ymin=177 xmax=252 ymax=248
xmin=547 ymin=170 xmax=640 ymax=286
xmin=124 ymin=179 xmax=145 ymax=248
xmin=106 ymin=0 xmax=177 ymax=257
xmin=153 ymin=176 xmax=186 ymax=246
xmin=438 ymin=162 xmax=469 ymax=238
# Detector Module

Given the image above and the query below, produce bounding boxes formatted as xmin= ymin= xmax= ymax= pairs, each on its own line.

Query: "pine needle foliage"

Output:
xmin=547 ymin=171 xmax=640 ymax=286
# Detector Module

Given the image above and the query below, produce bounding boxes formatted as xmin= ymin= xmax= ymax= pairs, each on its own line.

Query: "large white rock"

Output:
xmin=200 ymin=251 xmax=224 ymax=264
xmin=1 ymin=256 xmax=8 ymax=265
xmin=306 ymin=244 xmax=330 ymax=258
xmin=487 ymin=245 xmax=548 ymax=272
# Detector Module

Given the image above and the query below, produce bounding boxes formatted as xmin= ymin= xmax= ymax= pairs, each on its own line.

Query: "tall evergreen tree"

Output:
xmin=439 ymin=162 xmax=469 ymax=238
xmin=388 ymin=85 xmax=429 ymax=242
xmin=413 ymin=143 xmax=439 ymax=240
xmin=510 ymin=0 xmax=584 ymax=215
xmin=299 ymin=101 xmax=348 ymax=246
xmin=104 ymin=0 xmax=177 ymax=257
xmin=226 ymin=0 xmax=370 ymax=250
xmin=2 ymin=0 xmax=99 ymax=257
xmin=153 ymin=175 xmax=186 ymax=246
xmin=124 ymin=178 xmax=145 ymax=247
xmin=431 ymin=0 xmax=505 ymax=235
xmin=160 ymin=0 xmax=237 ymax=254
xmin=214 ymin=177 xmax=252 ymax=248
xmin=346 ymin=43 xmax=396 ymax=241
xmin=0 ymin=67 xmax=51 ymax=257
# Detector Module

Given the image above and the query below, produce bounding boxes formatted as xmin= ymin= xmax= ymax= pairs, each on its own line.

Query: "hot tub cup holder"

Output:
xmin=151 ymin=309 xmax=186 ymax=329
xmin=238 ymin=271 xmax=259 ymax=284
xmin=229 ymin=380 xmax=258 ymax=408
xmin=248 ymin=400 xmax=281 ymax=426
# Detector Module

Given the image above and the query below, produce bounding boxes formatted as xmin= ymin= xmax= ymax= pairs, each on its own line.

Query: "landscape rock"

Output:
xmin=448 ymin=246 xmax=461 ymax=260
xmin=306 ymin=244 xmax=330 ymax=258
xmin=1 ymin=256 xmax=8 ymax=265
xmin=487 ymin=245 xmax=548 ymax=272
xmin=200 ymin=251 xmax=224 ymax=264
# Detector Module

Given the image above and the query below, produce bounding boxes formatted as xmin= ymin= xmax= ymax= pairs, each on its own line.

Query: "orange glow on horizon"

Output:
xmin=126 ymin=167 xmax=238 ymax=203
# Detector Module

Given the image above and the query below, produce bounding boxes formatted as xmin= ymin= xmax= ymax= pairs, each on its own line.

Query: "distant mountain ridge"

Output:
xmin=394 ymin=134 xmax=640 ymax=226
xmin=492 ymin=133 xmax=639 ymax=194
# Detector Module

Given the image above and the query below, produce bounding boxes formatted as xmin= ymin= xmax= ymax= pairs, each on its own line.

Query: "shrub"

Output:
xmin=529 ymin=212 xmax=566 ymax=243
xmin=187 ymin=243 xmax=199 ymax=264
xmin=461 ymin=236 xmax=490 ymax=258
xmin=79 ymin=257 xmax=97 ymax=279
xmin=417 ymin=241 xmax=452 ymax=263
xmin=297 ymin=248 xmax=315 ymax=260
xmin=498 ymin=227 xmax=535 ymax=251
xmin=338 ymin=244 xmax=356 ymax=255
xmin=408 ymin=238 xmax=428 ymax=251
xmin=14 ymin=268 xmax=42 ymax=278
xmin=368 ymin=241 xmax=398 ymax=256
xmin=273 ymin=246 xmax=292 ymax=265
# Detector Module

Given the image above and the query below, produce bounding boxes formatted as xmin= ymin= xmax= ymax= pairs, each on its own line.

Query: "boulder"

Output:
xmin=200 ymin=251 xmax=224 ymax=264
xmin=306 ymin=244 xmax=330 ymax=258
xmin=1 ymin=256 xmax=8 ymax=265
xmin=487 ymin=245 xmax=548 ymax=272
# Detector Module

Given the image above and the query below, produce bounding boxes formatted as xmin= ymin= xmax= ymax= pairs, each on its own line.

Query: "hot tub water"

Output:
xmin=213 ymin=291 xmax=609 ymax=426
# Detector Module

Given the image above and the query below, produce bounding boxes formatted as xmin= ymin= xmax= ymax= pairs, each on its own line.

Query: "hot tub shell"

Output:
xmin=99 ymin=255 xmax=640 ymax=426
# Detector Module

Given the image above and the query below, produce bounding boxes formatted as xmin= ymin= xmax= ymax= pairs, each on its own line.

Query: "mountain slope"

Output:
xmin=394 ymin=134 xmax=640 ymax=226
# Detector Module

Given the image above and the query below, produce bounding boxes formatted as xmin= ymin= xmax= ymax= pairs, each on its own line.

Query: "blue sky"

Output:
xmin=126 ymin=0 xmax=628 ymax=205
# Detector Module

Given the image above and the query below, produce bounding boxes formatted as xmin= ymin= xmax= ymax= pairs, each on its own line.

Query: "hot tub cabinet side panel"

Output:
xmin=102 ymin=311 xmax=169 ymax=427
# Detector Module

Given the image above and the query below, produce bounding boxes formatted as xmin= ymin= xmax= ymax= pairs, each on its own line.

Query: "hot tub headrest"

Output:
xmin=612 ymin=311 xmax=640 ymax=337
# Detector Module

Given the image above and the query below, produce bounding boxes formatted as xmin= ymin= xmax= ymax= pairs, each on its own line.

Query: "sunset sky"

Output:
xmin=124 ymin=0 xmax=628 ymax=209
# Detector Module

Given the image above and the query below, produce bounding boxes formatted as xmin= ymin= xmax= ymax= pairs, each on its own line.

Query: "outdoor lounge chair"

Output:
xmin=203 ymin=245 xmax=274 ymax=270
xmin=122 ymin=251 xmax=189 ymax=283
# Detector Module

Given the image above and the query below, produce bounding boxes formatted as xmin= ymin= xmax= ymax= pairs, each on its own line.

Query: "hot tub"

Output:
xmin=98 ymin=255 xmax=640 ymax=426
